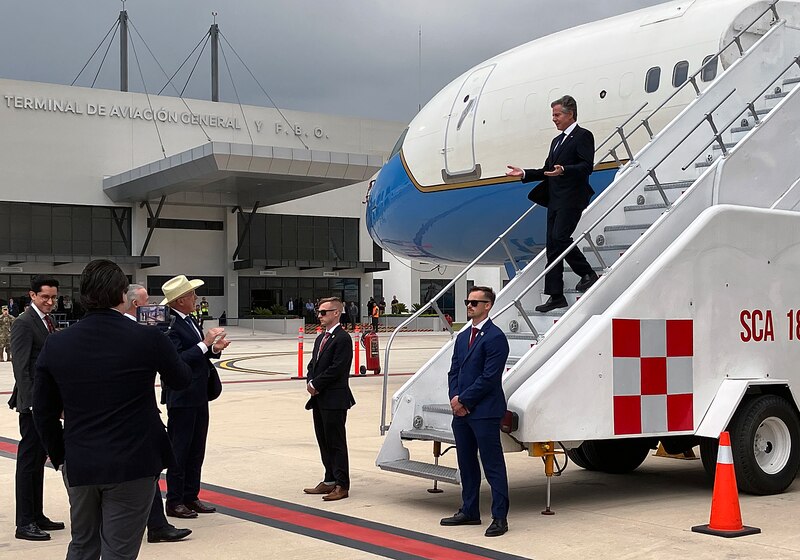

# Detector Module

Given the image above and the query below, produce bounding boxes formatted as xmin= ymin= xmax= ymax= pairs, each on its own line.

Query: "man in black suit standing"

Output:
xmin=507 ymin=95 xmax=598 ymax=312
xmin=303 ymin=297 xmax=354 ymax=501
xmin=9 ymin=275 xmax=63 ymax=541
xmin=121 ymin=284 xmax=191 ymax=544
xmin=33 ymin=260 xmax=192 ymax=559
xmin=160 ymin=275 xmax=230 ymax=519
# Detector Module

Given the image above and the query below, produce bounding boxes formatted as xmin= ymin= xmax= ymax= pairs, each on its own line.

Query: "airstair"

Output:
xmin=377 ymin=1 xmax=800 ymax=487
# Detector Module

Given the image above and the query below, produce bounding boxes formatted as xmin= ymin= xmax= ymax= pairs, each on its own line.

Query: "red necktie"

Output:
xmin=318 ymin=331 xmax=331 ymax=353
xmin=44 ymin=314 xmax=56 ymax=334
xmin=468 ymin=327 xmax=479 ymax=347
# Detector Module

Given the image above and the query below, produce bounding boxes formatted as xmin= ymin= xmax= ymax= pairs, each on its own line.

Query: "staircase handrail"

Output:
xmin=379 ymin=202 xmax=538 ymax=434
xmin=595 ymin=0 xmax=781 ymax=165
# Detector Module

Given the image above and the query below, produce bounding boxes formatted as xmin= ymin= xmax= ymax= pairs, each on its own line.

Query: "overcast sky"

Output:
xmin=1 ymin=0 xmax=667 ymax=122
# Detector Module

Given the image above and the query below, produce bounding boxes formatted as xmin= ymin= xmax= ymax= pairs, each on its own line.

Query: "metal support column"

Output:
xmin=210 ymin=19 xmax=219 ymax=102
xmin=232 ymin=201 xmax=261 ymax=261
xmin=119 ymin=9 xmax=128 ymax=92
xmin=139 ymin=196 xmax=166 ymax=256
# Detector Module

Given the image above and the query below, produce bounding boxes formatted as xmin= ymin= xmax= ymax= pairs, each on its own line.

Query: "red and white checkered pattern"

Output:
xmin=612 ymin=318 xmax=694 ymax=435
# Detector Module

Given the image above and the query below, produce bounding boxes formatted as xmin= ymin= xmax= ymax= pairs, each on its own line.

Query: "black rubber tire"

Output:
xmin=728 ymin=395 xmax=800 ymax=495
xmin=359 ymin=365 xmax=366 ymax=375
xmin=581 ymin=439 xmax=651 ymax=474
xmin=699 ymin=436 xmax=719 ymax=481
xmin=565 ymin=444 xmax=596 ymax=470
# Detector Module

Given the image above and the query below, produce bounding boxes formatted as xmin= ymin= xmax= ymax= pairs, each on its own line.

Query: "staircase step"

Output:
xmin=401 ymin=428 xmax=456 ymax=445
xmin=784 ymin=76 xmax=800 ymax=85
xmin=422 ymin=403 xmax=452 ymax=415
xmin=643 ymin=180 xmax=693 ymax=192
xmin=506 ymin=332 xmax=538 ymax=340
xmin=378 ymin=459 xmax=459 ymax=484
xmin=712 ymin=142 xmax=738 ymax=152
xmin=600 ymin=223 xmax=650 ymax=245
xmin=624 ymin=202 xmax=668 ymax=212
xmin=765 ymin=91 xmax=788 ymax=100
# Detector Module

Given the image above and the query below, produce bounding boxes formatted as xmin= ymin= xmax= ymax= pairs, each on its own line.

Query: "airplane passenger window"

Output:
xmin=672 ymin=61 xmax=689 ymax=87
xmin=645 ymin=67 xmax=661 ymax=93
xmin=701 ymin=55 xmax=718 ymax=82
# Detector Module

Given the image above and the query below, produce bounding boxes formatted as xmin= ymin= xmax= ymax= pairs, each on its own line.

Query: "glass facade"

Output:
xmin=0 ymin=202 xmax=130 ymax=256
xmin=238 ymin=213 xmax=359 ymax=262
xmin=420 ymin=279 xmax=456 ymax=318
xmin=238 ymin=276 xmax=359 ymax=319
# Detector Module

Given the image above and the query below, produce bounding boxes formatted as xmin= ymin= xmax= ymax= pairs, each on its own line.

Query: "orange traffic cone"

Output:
xmin=691 ymin=431 xmax=761 ymax=537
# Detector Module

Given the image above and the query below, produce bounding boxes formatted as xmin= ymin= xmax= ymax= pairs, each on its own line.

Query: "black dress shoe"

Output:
xmin=166 ymin=504 xmax=198 ymax=519
xmin=575 ymin=272 xmax=599 ymax=292
xmin=535 ymin=295 xmax=568 ymax=313
xmin=15 ymin=523 xmax=51 ymax=541
xmin=440 ymin=510 xmax=481 ymax=526
xmin=147 ymin=525 xmax=192 ymax=543
xmin=485 ymin=517 xmax=508 ymax=537
xmin=185 ymin=500 xmax=216 ymax=514
xmin=36 ymin=517 xmax=65 ymax=531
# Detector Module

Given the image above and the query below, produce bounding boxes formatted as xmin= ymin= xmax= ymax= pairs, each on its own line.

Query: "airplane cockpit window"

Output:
xmin=645 ymin=67 xmax=661 ymax=93
xmin=701 ymin=55 xmax=718 ymax=82
xmin=389 ymin=128 xmax=408 ymax=159
xmin=672 ymin=61 xmax=689 ymax=87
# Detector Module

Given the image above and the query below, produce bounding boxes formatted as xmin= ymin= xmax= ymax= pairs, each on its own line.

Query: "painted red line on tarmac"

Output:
xmin=195 ymin=487 xmax=493 ymax=560
xmin=0 ymin=440 xmax=17 ymax=455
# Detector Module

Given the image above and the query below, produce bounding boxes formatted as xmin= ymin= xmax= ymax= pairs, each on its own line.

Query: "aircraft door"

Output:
xmin=443 ymin=64 xmax=496 ymax=179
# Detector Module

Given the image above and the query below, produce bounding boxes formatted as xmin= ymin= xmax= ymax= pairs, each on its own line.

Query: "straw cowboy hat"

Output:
xmin=160 ymin=275 xmax=204 ymax=305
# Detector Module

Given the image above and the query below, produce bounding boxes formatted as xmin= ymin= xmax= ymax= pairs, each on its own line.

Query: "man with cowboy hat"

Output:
xmin=159 ymin=275 xmax=231 ymax=520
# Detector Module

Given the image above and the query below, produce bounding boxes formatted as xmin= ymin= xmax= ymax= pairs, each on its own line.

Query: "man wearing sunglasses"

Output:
xmin=440 ymin=287 xmax=510 ymax=537
xmin=303 ymin=297 xmax=355 ymax=502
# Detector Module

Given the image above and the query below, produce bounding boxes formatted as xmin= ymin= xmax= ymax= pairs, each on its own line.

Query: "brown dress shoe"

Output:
xmin=303 ymin=482 xmax=336 ymax=495
xmin=185 ymin=500 xmax=216 ymax=514
xmin=166 ymin=504 xmax=198 ymax=519
xmin=322 ymin=485 xmax=349 ymax=501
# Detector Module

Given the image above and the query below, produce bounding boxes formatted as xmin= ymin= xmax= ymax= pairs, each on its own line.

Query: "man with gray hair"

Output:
xmin=506 ymin=94 xmax=598 ymax=313
xmin=121 ymin=285 xmax=192 ymax=544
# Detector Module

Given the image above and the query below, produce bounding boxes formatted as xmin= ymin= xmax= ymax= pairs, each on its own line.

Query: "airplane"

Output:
xmin=365 ymin=0 xmax=771 ymax=266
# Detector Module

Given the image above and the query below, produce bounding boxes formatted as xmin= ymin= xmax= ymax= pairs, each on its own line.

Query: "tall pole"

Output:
xmin=210 ymin=14 xmax=219 ymax=102
xmin=119 ymin=9 xmax=129 ymax=92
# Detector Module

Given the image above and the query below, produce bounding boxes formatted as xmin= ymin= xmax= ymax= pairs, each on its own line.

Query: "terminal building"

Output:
xmin=0 ymin=76 xmax=406 ymax=321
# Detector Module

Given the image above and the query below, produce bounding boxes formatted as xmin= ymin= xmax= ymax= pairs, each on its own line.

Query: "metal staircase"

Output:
xmin=377 ymin=1 xmax=800 ymax=484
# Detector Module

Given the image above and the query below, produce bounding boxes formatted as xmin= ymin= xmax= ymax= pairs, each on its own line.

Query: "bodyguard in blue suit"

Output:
xmin=440 ymin=286 xmax=511 ymax=537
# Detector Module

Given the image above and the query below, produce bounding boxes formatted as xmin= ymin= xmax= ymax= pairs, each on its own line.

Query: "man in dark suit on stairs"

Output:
xmin=9 ymin=274 xmax=63 ymax=541
xmin=160 ymin=275 xmax=230 ymax=520
xmin=507 ymin=94 xmax=599 ymax=312
xmin=303 ymin=297 xmax=355 ymax=501
xmin=440 ymin=286 xmax=510 ymax=537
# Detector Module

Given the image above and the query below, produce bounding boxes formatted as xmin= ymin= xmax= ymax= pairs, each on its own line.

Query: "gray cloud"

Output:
xmin=0 ymin=0 xmax=667 ymax=122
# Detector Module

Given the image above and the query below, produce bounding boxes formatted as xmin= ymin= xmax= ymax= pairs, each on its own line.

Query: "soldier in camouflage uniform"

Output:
xmin=0 ymin=305 xmax=15 ymax=361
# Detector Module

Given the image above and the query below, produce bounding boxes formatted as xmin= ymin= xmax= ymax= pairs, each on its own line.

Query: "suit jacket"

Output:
xmin=162 ymin=308 xmax=222 ymax=408
xmin=447 ymin=319 xmax=510 ymax=420
xmin=305 ymin=325 xmax=355 ymax=410
xmin=32 ymin=309 xmax=192 ymax=486
xmin=522 ymin=124 xmax=595 ymax=210
xmin=8 ymin=308 xmax=50 ymax=412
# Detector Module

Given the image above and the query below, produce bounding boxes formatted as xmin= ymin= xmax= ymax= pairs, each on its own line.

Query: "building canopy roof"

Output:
xmin=103 ymin=141 xmax=383 ymax=206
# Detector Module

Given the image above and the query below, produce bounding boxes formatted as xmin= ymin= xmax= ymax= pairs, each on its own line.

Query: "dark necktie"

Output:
xmin=44 ymin=314 xmax=56 ymax=334
xmin=468 ymin=327 xmax=479 ymax=347
xmin=319 ymin=331 xmax=331 ymax=354
xmin=185 ymin=315 xmax=201 ymax=341
xmin=552 ymin=132 xmax=566 ymax=155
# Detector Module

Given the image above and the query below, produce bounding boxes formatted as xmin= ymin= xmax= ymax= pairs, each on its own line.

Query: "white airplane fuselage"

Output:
xmin=366 ymin=0 xmax=773 ymax=264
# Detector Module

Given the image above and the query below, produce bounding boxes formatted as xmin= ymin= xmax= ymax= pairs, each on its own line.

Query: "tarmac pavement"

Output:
xmin=1 ymin=327 xmax=799 ymax=559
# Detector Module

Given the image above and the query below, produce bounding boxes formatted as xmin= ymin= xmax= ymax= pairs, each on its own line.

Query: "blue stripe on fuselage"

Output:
xmin=366 ymin=153 xmax=617 ymax=265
